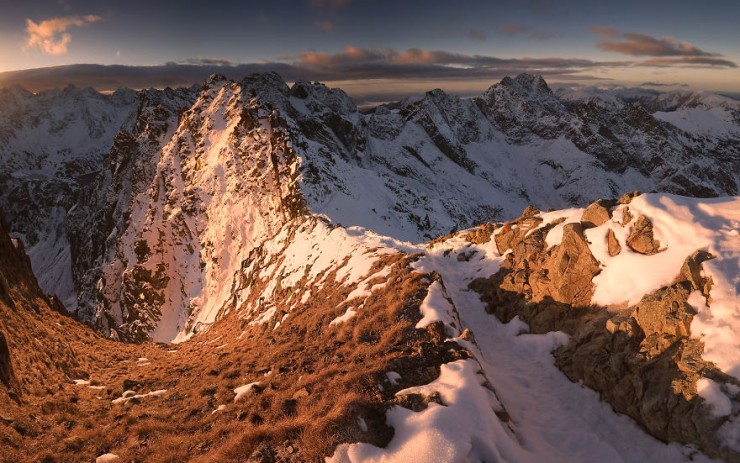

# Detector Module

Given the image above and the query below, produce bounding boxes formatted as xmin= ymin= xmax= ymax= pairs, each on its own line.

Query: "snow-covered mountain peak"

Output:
xmin=289 ymin=79 xmax=358 ymax=116
xmin=0 ymin=72 xmax=737 ymax=343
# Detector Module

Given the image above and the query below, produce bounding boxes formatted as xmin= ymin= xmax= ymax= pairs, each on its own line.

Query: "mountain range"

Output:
xmin=0 ymin=73 xmax=738 ymax=462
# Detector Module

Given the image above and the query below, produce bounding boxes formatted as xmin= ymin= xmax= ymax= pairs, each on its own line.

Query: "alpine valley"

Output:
xmin=0 ymin=73 xmax=738 ymax=463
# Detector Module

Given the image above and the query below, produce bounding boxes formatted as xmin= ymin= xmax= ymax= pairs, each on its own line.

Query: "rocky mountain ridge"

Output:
xmin=0 ymin=73 xmax=738 ymax=343
xmin=1 ymin=190 xmax=738 ymax=462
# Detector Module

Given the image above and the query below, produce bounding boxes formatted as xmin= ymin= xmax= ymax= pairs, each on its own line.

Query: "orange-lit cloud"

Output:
xmin=590 ymin=26 xmax=619 ymax=37
xmin=641 ymin=56 xmax=737 ymax=68
xmin=314 ymin=20 xmax=334 ymax=31
xmin=25 ymin=15 xmax=101 ymax=55
xmin=593 ymin=28 xmax=719 ymax=57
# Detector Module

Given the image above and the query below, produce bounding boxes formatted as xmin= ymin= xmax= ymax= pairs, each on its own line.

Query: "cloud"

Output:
xmin=641 ymin=82 xmax=689 ymax=87
xmin=314 ymin=20 xmax=334 ymax=31
xmin=1 ymin=43 xmax=735 ymax=95
xmin=181 ymin=57 xmax=234 ymax=66
xmin=25 ymin=15 xmax=101 ymax=55
xmin=309 ymin=0 xmax=349 ymax=9
xmin=432 ymin=26 xmax=487 ymax=41
xmin=590 ymin=26 xmax=619 ymax=37
xmin=500 ymin=23 xmax=527 ymax=35
xmin=589 ymin=27 xmax=735 ymax=68
xmin=295 ymin=45 xmax=623 ymax=71
xmin=468 ymin=29 xmax=487 ymax=41
xmin=499 ymin=23 xmax=555 ymax=40
xmin=594 ymin=29 xmax=718 ymax=57
xmin=641 ymin=56 xmax=737 ymax=68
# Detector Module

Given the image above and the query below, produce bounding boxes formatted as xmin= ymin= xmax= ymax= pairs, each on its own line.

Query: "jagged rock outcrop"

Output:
xmin=556 ymin=251 xmax=739 ymax=462
xmin=580 ymin=199 xmax=612 ymax=228
xmin=470 ymin=199 xmax=740 ymax=462
xmin=607 ymin=228 xmax=622 ymax=256
xmin=540 ymin=223 xmax=601 ymax=306
xmin=627 ymin=215 xmax=662 ymax=254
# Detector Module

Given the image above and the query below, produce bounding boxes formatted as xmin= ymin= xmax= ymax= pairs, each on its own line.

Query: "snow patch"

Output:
xmin=234 ymin=382 xmax=261 ymax=402
xmin=697 ymin=378 xmax=733 ymax=417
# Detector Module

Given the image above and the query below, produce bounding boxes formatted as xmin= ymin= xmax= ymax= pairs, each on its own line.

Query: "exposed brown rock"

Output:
xmin=679 ymin=250 xmax=715 ymax=297
xmin=554 ymin=278 xmax=740 ymax=461
xmin=618 ymin=191 xmax=641 ymax=204
xmin=522 ymin=205 xmax=540 ymax=218
xmin=463 ymin=223 xmax=497 ymax=244
xmin=621 ymin=206 xmax=633 ymax=226
xmin=580 ymin=199 xmax=613 ymax=228
xmin=541 ymin=223 xmax=601 ymax=307
xmin=493 ymin=206 xmax=543 ymax=254
xmin=627 ymin=215 xmax=662 ymax=254
xmin=470 ymin=206 xmax=739 ymax=461
xmin=631 ymin=283 xmax=695 ymax=358
xmin=471 ymin=217 xmax=600 ymax=334
xmin=607 ymin=229 xmax=621 ymax=256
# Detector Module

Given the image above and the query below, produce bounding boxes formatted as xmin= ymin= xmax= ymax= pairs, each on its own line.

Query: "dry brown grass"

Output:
xmin=0 ymin=220 xmax=471 ymax=463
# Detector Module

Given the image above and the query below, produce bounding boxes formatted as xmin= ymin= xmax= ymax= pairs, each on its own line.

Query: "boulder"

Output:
xmin=580 ymin=199 xmax=613 ymax=228
xmin=621 ymin=206 xmax=633 ymax=226
xmin=607 ymin=229 xmax=621 ymax=256
xmin=679 ymin=250 xmax=714 ymax=296
xmin=463 ymin=223 xmax=497 ymax=244
xmin=626 ymin=215 xmax=661 ymax=254
xmin=542 ymin=223 xmax=601 ymax=306
xmin=618 ymin=191 xmax=641 ymax=204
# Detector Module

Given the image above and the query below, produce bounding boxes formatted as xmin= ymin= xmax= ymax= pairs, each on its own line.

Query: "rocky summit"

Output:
xmin=0 ymin=74 xmax=738 ymax=463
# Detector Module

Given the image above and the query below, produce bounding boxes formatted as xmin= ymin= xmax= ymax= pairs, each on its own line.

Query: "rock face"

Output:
xmin=0 ymin=73 xmax=738 ymax=342
xmin=541 ymin=223 xmax=601 ymax=306
xmin=556 ymin=253 xmax=736 ymax=461
xmin=471 ymin=201 xmax=740 ymax=462
xmin=480 ymin=215 xmax=600 ymax=333
xmin=627 ymin=215 xmax=662 ymax=254
xmin=580 ymin=199 xmax=612 ymax=228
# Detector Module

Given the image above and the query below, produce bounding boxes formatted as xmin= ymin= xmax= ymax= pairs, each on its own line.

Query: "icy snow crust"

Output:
xmin=331 ymin=193 xmax=734 ymax=462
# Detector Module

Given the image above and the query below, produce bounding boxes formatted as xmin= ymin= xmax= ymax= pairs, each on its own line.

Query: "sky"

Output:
xmin=1 ymin=0 xmax=739 ymax=100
